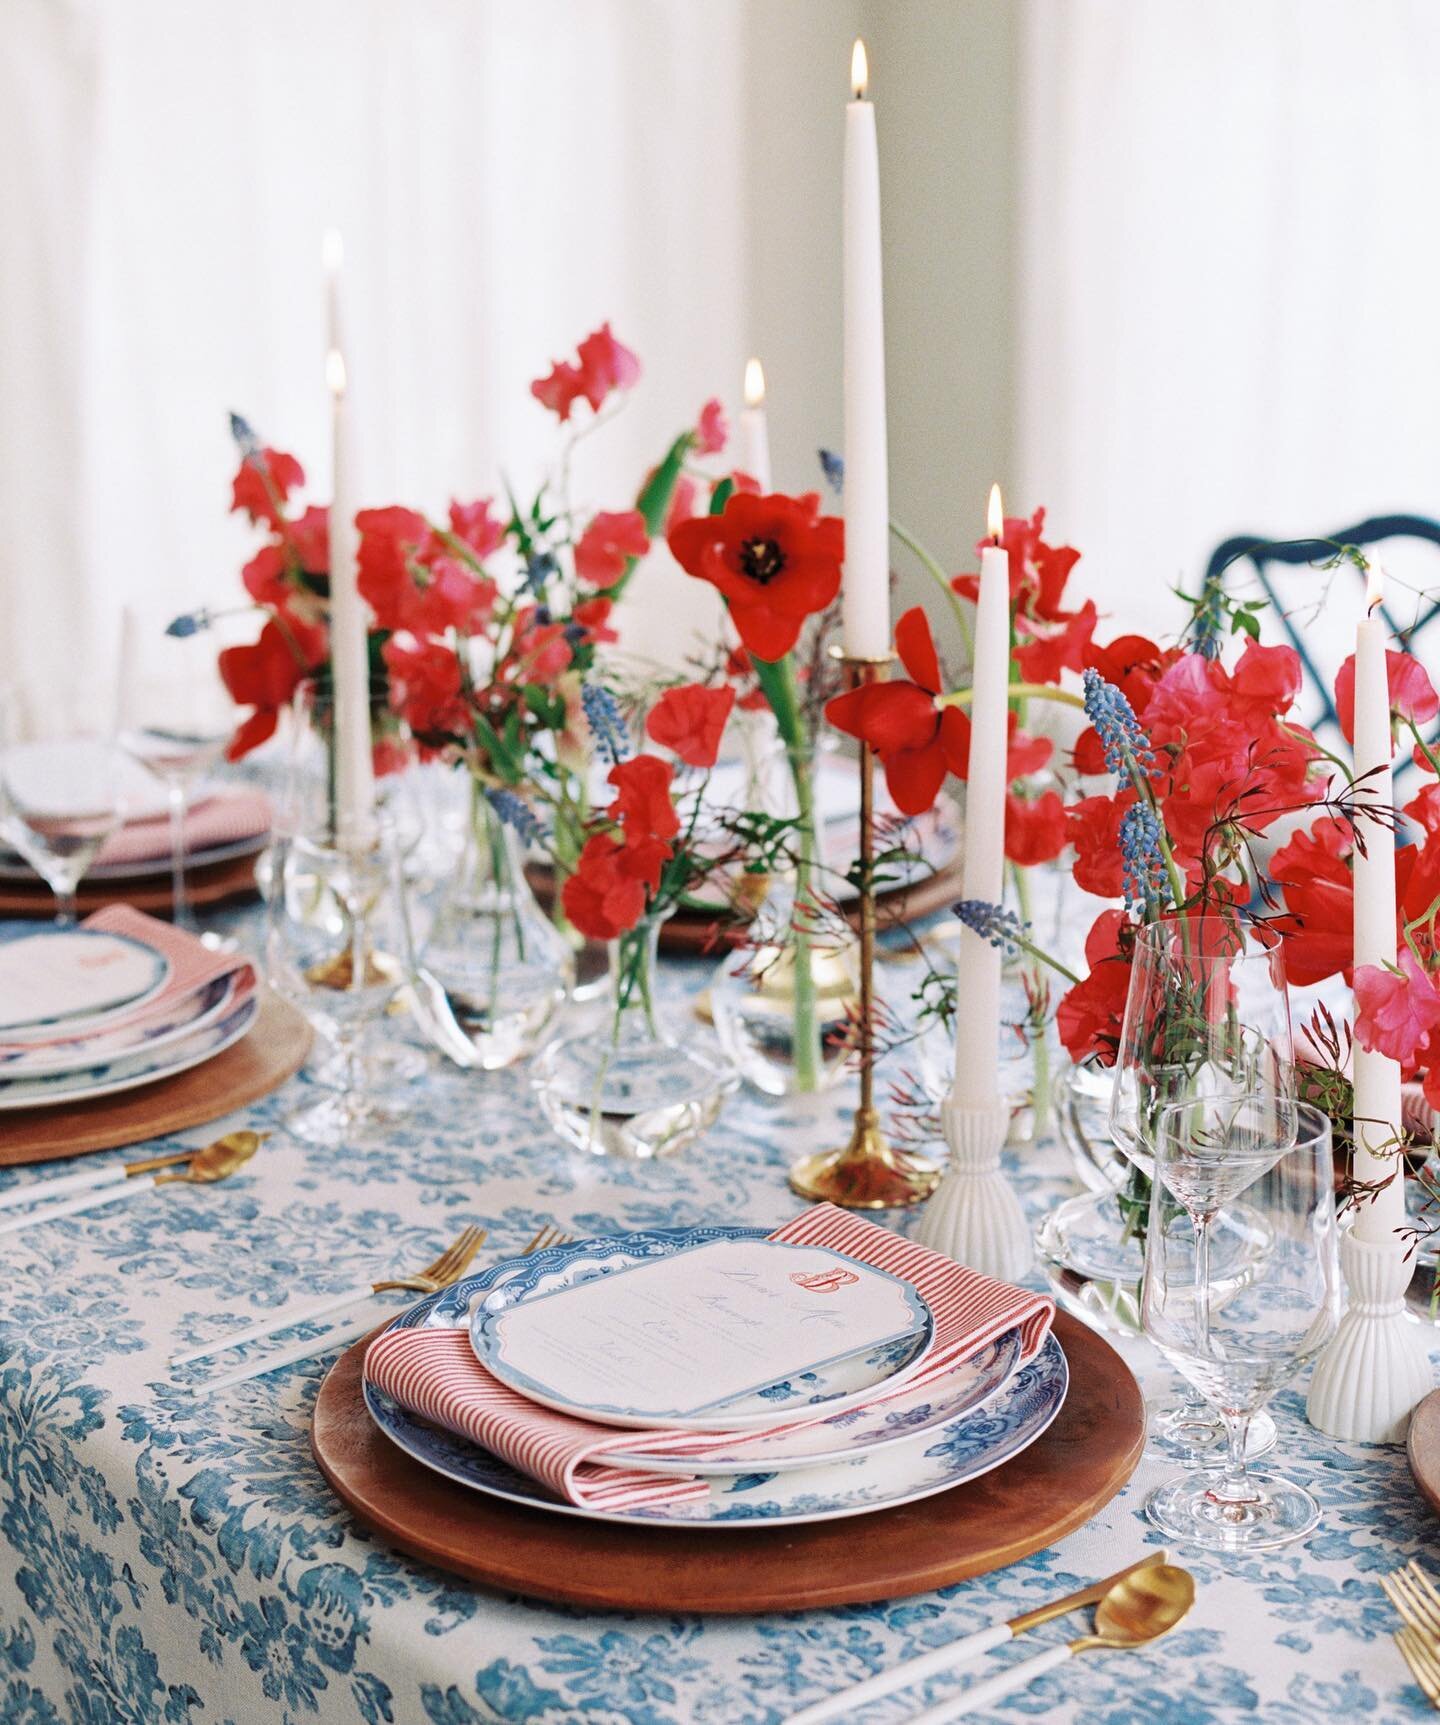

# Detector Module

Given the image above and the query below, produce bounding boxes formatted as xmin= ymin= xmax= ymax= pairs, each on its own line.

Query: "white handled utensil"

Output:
xmin=783 ymin=1553 xmax=1168 ymax=1725
xmin=0 ymin=1133 xmax=264 ymax=1238
xmin=0 ymin=1132 xmax=262 ymax=1213
xmin=194 ymin=1308 xmax=387 ymax=1393
xmin=899 ymin=1563 xmax=1195 ymax=1723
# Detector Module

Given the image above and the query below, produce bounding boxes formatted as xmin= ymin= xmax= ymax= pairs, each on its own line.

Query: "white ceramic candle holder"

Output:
xmin=916 ymin=1092 xmax=1032 ymax=1281
xmin=1306 ymin=1230 xmax=1434 ymax=1444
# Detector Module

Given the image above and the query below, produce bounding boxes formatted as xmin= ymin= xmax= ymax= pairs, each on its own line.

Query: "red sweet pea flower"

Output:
xmin=1085 ymin=634 xmax=1171 ymax=716
xmin=575 ymin=510 xmax=650 ymax=587
xmin=647 ymin=684 xmax=736 ymax=769
xmin=561 ymin=833 xmax=650 ymax=941
xmin=669 ymin=490 xmax=843 ymax=662
xmin=1067 ymin=794 xmax=1129 ymax=899
xmin=1405 ymin=781 xmax=1440 ymax=840
xmin=575 ymin=323 xmax=641 ymax=411
xmin=1354 ymin=950 xmax=1440 ymax=1067
xmin=230 ymin=448 xmax=304 ymax=527
xmin=1056 ymin=910 xmax=1133 ymax=1065
xmin=1271 ymin=815 xmax=1353 ymax=888
xmin=1335 ymin=649 xmax=1440 ymax=744
xmin=1230 ymin=641 xmax=1302 ymax=721
xmin=608 ymin=754 xmax=680 ymax=841
xmin=825 ymin=607 xmax=968 ymax=816
xmin=695 ymin=398 xmax=727 ymax=455
xmin=356 ymin=507 xmax=433 ymax=632
xmin=381 ymin=636 xmax=471 ymax=741
xmin=572 ymin=595 xmax=619 ymax=646
xmin=218 ymin=614 xmax=327 ymax=760
xmin=448 ymin=498 xmax=504 ymax=560
xmin=504 ymin=606 xmax=573 ymax=684
xmin=241 ymin=544 xmax=288 ymax=607
xmin=1005 ymin=788 xmax=1068 ymax=865
xmin=530 ymin=359 xmax=585 ymax=422
xmin=407 ymin=555 xmax=497 ymax=637
xmin=286 ymin=505 xmax=330 ymax=577
xmin=1012 ymin=600 xmax=1097 ymax=686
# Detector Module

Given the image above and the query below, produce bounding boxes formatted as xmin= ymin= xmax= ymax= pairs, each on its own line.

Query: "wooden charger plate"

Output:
xmin=0 ymin=988 xmax=311 ymax=1165
xmin=311 ymin=1309 xmax=1144 ymax=1614
xmin=0 ymin=851 xmax=261 ymax=920
xmin=1407 ymin=1387 xmax=1440 ymax=1517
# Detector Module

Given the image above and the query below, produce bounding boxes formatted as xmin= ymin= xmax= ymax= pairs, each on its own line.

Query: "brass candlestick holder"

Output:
xmin=788 ymin=653 xmax=941 ymax=1210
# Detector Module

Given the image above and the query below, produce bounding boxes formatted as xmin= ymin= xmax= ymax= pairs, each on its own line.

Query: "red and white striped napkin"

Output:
xmin=0 ymin=905 xmax=249 ymax=1053
xmin=97 ymin=788 xmax=271 ymax=867
xmin=363 ymin=1204 xmax=1054 ymax=1512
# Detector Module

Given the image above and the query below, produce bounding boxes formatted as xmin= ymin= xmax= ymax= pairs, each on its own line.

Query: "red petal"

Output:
xmin=885 ymin=745 xmax=948 ymax=815
xmin=894 ymin=607 xmax=941 ymax=694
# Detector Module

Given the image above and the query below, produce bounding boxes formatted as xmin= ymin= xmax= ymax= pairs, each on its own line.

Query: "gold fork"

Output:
xmin=521 ymin=1223 xmax=574 ymax=1255
xmin=1396 ymin=1626 xmax=1440 ymax=1709
xmin=173 ymin=1225 xmax=487 ymax=1367
xmin=1383 ymin=1563 xmax=1440 ymax=1640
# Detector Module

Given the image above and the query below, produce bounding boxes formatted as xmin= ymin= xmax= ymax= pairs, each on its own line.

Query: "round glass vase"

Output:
xmin=420 ymin=785 xmax=573 ymax=1069
xmin=709 ymin=871 xmax=860 ymax=1097
xmin=534 ymin=912 xmax=736 ymax=1159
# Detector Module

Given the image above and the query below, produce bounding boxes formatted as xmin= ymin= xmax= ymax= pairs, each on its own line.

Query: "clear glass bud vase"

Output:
xmin=421 ymin=784 xmax=573 ymax=1069
xmin=534 ymin=911 xmax=736 ymax=1158
xmin=709 ymin=871 xmax=860 ymax=1096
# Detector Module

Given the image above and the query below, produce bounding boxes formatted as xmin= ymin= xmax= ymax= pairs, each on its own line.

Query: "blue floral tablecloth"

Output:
xmin=0 ymin=908 xmax=1436 ymax=1725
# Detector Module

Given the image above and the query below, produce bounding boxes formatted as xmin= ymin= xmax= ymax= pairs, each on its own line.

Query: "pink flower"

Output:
xmin=574 ymin=509 xmax=649 ymax=587
xmin=1354 ymin=948 xmax=1440 ymax=1066
xmin=448 ymin=498 xmax=504 ymax=560
xmin=530 ymin=360 xmax=585 ymax=422
xmin=1335 ymin=649 xmax=1440 ymax=744
xmin=575 ymin=323 xmax=641 ymax=410
xmin=695 ymin=397 xmax=727 ymax=455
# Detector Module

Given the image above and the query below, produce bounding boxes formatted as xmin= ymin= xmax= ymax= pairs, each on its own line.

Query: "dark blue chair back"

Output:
xmin=1203 ymin=514 xmax=1440 ymax=783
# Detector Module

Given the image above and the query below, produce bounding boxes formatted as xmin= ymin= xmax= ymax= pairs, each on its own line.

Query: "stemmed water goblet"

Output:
xmin=1109 ymin=909 xmax=1297 ymax=1460
xmin=115 ymin=604 xmax=236 ymax=932
xmin=0 ymin=690 xmax=129 ymax=925
xmin=1142 ymin=1097 xmax=1340 ymax=1550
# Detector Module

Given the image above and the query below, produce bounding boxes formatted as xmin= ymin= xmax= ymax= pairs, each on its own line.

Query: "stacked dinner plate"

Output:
xmin=361 ymin=1222 xmax=1067 ymax=1530
xmin=0 ymin=915 xmax=259 ymax=1113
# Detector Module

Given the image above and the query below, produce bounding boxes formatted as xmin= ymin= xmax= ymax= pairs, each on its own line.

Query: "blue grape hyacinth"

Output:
xmin=1119 ymin=801 xmax=1169 ymax=914
xmin=1081 ymin=667 xmax=1156 ymax=782
xmin=580 ymin=683 xmax=630 ymax=766
xmin=485 ymin=788 xmax=547 ymax=847
xmin=953 ymin=899 xmax=1030 ymax=956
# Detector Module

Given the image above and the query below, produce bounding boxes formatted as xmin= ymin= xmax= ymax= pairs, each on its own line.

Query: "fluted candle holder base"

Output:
xmin=915 ymin=1093 xmax=1032 ymax=1280
xmin=1307 ymin=1230 xmax=1435 ymax=1443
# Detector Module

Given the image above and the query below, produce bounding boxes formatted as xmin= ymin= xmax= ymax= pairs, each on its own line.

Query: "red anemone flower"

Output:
xmin=668 ymin=490 xmax=843 ymax=662
xmin=825 ymin=607 xmax=968 ymax=816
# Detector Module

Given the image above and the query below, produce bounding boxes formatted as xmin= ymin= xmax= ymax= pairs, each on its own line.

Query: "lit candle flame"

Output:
xmin=743 ymin=357 xmax=766 ymax=408
xmin=321 ymin=228 xmax=344 ymax=274
xmin=326 ymin=348 xmax=347 ymax=398
xmin=851 ymin=38 xmax=868 ymax=99
xmin=1366 ymin=556 xmax=1384 ymax=614
xmin=987 ymin=483 xmax=1004 ymax=543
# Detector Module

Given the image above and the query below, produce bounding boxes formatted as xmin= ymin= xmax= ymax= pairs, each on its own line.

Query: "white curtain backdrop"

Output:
xmin=1017 ymin=0 xmax=1440 ymax=682
xmin=0 ymin=0 xmax=743 ymax=717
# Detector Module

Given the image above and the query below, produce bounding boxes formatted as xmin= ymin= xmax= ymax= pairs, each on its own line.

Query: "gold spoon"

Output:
xmin=147 ymin=1130 xmax=266 ymax=1186
xmin=907 ymin=1563 xmax=1196 ymax=1722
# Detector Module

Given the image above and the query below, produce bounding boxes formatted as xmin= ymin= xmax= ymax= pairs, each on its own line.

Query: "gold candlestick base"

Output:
xmin=789 ymin=1107 xmax=941 ymax=1209
xmin=786 ymin=649 xmax=940 ymax=1210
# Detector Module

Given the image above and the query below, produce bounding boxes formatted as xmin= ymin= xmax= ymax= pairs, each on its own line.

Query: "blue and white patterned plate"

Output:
xmin=0 ymin=991 xmax=259 ymax=1110
xmin=470 ymin=1236 xmax=934 ymax=1431
xmin=0 ymin=970 xmax=249 ymax=1079
xmin=362 ymin=1227 xmax=1066 ymax=1525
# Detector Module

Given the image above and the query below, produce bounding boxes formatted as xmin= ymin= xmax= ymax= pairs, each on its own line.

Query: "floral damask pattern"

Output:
xmin=0 ymin=908 xmax=1436 ymax=1723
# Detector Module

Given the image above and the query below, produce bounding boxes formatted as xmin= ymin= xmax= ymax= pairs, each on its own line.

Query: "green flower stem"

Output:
xmin=889 ymin=519 xmax=973 ymax=657
xmin=751 ymin=651 xmax=821 ymax=1092
xmin=936 ymin=683 xmax=1086 ymax=711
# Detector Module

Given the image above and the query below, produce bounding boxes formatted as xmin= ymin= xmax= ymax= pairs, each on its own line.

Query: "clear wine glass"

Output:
xmin=0 ymin=690 xmax=128 ymax=924
xmin=116 ymin=604 xmax=235 ymax=930
xmin=1142 ymin=1097 xmax=1340 ymax=1551
xmin=1109 ymin=910 xmax=1297 ymax=1460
